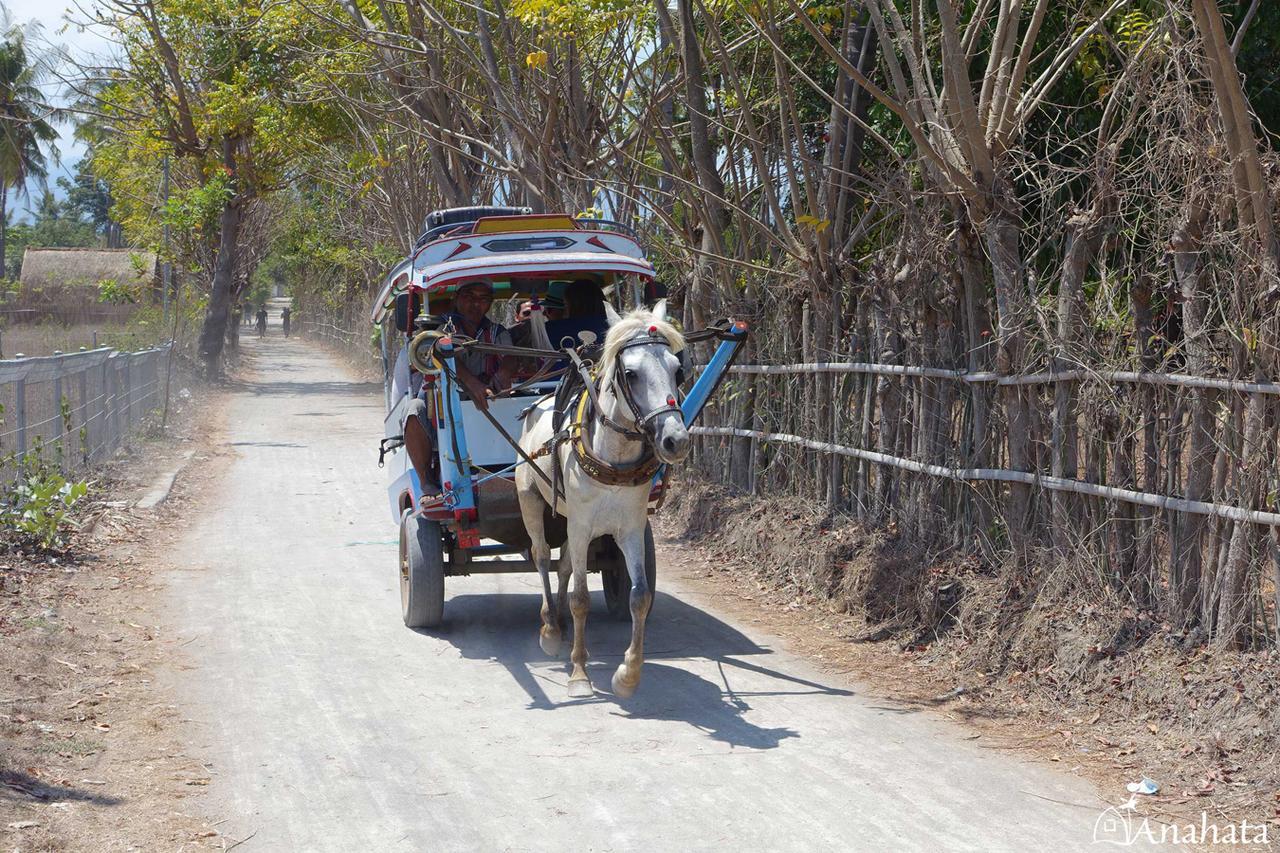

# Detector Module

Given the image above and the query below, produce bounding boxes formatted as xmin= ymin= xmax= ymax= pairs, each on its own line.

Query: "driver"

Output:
xmin=398 ymin=279 xmax=514 ymax=495
xmin=441 ymin=279 xmax=515 ymax=404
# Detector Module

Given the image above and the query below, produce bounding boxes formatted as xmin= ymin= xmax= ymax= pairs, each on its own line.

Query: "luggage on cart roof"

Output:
xmin=424 ymin=205 xmax=532 ymax=231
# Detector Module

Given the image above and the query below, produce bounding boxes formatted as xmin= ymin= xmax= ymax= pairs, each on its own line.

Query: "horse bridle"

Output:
xmin=600 ymin=331 xmax=683 ymax=445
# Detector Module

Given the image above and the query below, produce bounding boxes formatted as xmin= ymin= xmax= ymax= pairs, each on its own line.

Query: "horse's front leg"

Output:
xmin=565 ymin=531 xmax=593 ymax=698
xmin=611 ymin=527 xmax=653 ymax=699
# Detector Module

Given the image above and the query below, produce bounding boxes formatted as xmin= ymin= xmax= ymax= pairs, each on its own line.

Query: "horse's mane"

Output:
xmin=599 ymin=306 xmax=685 ymax=386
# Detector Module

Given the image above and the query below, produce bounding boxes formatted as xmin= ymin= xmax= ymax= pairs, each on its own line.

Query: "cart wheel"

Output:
xmin=601 ymin=523 xmax=657 ymax=621
xmin=400 ymin=509 xmax=445 ymax=628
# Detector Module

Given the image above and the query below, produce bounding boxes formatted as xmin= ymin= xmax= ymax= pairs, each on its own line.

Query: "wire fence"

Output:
xmin=298 ymin=316 xmax=364 ymax=350
xmin=295 ymin=311 xmax=383 ymax=376
xmin=0 ymin=342 xmax=174 ymax=482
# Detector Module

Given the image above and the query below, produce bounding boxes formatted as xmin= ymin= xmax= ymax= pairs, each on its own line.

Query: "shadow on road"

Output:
xmin=0 ymin=769 xmax=124 ymax=807
xmin=600 ymin=662 xmax=802 ymax=749
xmin=418 ymin=590 xmax=850 ymax=749
xmin=227 ymin=441 xmax=306 ymax=448
xmin=227 ymin=378 xmax=383 ymax=398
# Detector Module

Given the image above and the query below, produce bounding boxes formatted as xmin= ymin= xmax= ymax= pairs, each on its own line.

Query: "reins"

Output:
xmin=423 ymin=318 xmax=739 ymax=502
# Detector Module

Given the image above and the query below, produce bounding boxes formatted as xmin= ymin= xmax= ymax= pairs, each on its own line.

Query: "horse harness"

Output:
xmin=529 ymin=330 xmax=682 ymax=505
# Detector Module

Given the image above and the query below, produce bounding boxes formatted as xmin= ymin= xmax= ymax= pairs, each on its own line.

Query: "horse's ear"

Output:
xmin=652 ymin=299 xmax=668 ymax=322
xmin=604 ymin=302 xmax=622 ymax=326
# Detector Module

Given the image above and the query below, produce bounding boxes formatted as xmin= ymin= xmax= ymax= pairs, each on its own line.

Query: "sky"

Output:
xmin=4 ymin=0 xmax=114 ymax=221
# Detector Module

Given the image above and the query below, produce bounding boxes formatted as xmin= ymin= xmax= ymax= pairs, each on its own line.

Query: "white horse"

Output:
xmin=516 ymin=301 xmax=690 ymax=698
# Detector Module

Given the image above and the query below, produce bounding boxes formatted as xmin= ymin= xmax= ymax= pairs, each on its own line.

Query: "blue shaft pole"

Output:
xmin=681 ymin=321 xmax=748 ymax=425
xmin=435 ymin=339 xmax=477 ymax=518
xmin=653 ymin=321 xmax=748 ymax=487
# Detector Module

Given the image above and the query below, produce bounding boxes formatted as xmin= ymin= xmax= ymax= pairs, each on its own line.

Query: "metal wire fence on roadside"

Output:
xmin=0 ymin=342 xmax=174 ymax=482
xmin=296 ymin=314 xmax=381 ymax=370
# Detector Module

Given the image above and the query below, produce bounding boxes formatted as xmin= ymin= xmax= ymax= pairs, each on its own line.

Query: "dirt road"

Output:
xmin=162 ymin=336 xmax=1165 ymax=852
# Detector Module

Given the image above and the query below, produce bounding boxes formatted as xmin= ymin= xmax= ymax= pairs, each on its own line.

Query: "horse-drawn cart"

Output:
xmin=372 ymin=207 xmax=746 ymax=636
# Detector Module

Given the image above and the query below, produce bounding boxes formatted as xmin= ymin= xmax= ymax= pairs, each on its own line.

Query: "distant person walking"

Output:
xmin=256 ymin=307 xmax=268 ymax=338
xmin=281 ymin=306 xmax=292 ymax=338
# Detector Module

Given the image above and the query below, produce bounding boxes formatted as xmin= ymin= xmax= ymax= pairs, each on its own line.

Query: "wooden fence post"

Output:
xmin=14 ymin=375 xmax=26 ymax=455
xmin=123 ymin=357 xmax=133 ymax=438
xmin=108 ymin=356 xmax=121 ymax=453
xmin=52 ymin=354 xmax=65 ymax=471
xmin=78 ymin=367 xmax=89 ymax=467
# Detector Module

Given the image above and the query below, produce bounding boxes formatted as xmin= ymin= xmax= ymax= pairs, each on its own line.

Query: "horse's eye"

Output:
xmin=624 ymin=369 xmax=638 ymax=380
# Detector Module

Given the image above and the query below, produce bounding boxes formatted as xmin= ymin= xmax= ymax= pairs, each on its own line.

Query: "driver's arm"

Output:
xmin=453 ymin=363 xmax=492 ymax=411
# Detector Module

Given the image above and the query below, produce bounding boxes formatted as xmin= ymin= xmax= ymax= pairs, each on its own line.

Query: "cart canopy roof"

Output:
xmin=370 ymin=214 xmax=653 ymax=324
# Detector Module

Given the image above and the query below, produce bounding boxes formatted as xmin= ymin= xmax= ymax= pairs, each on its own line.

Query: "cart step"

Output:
xmin=461 ymin=542 xmax=527 ymax=558
xmin=449 ymin=558 xmax=551 ymax=575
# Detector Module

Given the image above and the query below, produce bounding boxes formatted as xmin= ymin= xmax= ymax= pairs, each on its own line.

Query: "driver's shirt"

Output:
xmin=441 ymin=312 xmax=511 ymax=384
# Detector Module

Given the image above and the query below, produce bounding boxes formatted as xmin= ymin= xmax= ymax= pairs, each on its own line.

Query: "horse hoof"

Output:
xmin=612 ymin=667 xmax=638 ymax=699
xmin=567 ymin=679 xmax=594 ymax=699
xmin=539 ymin=629 xmax=561 ymax=657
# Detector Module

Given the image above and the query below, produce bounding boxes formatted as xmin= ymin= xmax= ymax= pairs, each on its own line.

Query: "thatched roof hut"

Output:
xmin=11 ymin=248 xmax=159 ymax=325
xmin=19 ymin=247 xmax=158 ymax=291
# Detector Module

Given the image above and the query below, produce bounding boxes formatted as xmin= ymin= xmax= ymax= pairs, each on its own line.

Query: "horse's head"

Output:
xmin=599 ymin=300 xmax=691 ymax=465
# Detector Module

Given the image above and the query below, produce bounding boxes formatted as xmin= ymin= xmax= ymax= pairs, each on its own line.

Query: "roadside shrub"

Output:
xmin=0 ymin=441 xmax=89 ymax=552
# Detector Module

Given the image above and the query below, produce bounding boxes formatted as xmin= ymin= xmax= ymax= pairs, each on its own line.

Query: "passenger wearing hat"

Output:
xmin=542 ymin=280 xmax=568 ymax=320
xmin=507 ymin=280 xmax=564 ymax=356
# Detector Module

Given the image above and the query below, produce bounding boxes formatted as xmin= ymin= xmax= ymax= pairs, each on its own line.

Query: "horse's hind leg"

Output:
xmin=611 ymin=527 xmax=653 ymax=699
xmin=519 ymin=490 xmax=560 ymax=657
xmin=565 ymin=531 xmax=593 ymax=698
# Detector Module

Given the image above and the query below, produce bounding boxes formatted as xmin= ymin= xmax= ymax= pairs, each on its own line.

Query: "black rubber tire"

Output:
xmin=400 ymin=509 xmax=445 ymax=628
xmin=601 ymin=523 xmax=657 ymax=621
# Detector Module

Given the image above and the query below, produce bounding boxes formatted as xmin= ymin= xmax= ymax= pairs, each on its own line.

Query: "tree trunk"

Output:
xmin=1213 ymin=389 xmax=1268 ymax=647
xmin=676 ymin=0 xmax=729 ymax=337
xmin=1 ymin=184 xmax=8 ymax=278
xmin=1050 ymin=209 xmax=1099 ymax=553
xmin=983 ymin=207 xmax=1034 ymax=559
xmin=872 ymin=275 xmax=902 ymax=521
xmin=1189 ymin=0 xmax=1278 ymax=646
xmin=197 ymin=138 xmax=245 ymax=380
xmin=1170 ymin=197 xmax=1211 ymax=627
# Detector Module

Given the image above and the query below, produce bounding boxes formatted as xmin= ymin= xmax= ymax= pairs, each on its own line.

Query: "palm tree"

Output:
xmin=0 ymin=20 xmax=56 ymax=277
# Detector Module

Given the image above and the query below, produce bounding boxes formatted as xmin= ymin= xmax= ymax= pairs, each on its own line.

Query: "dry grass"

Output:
xmin=0 ymin=388 xmax=221 ymax=851
xmin=0 ymin=320 xmax=166 ymax=359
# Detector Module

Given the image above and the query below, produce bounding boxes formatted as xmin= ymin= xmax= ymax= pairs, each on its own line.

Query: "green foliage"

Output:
xmin=58 ymin=156 xmax=118 ymax=239
xmin=1236 ymin=1 xmax=1280 ymax=140
xmin=161 ymin=172 xmax=233 ymax=237
xmin=511 ymin=0 xmax=652 ymax=38
xmin=0 ymin=439 xmax=89 ymax=552
xmin=97 ymin=276 xmax=140 ymax=305
xmin=1073 ymin=8 xmax=1157 ymax=99
xmin=3 ymin=191 xmax=100 ymax=278
xmin=89 ymin=0 xmax=353 ymax=270
xmin=0 ymin=24 xmax=57 ymax=196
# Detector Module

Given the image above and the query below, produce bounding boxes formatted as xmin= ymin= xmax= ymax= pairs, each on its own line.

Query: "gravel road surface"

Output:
xmin=164 ymin=336 xmax=1169 ymax=852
